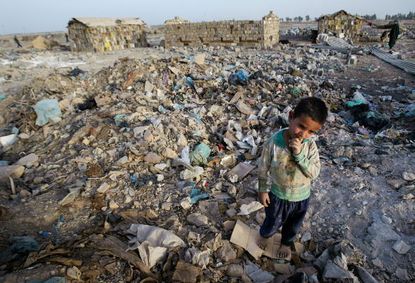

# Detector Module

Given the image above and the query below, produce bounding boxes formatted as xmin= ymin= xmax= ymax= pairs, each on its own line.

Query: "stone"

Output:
xmin=392 ymin=240 xmax=411 ymax=254
xmin=18 ymin=133 xmax=30 ymax=139
xmin=180 ymin=198 xmax=192 ymax=210
xmin=97 ymin=182 xmax=110 ymax=194
xmin=387 ymin=179 xmax=406 ymax=189
xmin=162 ymin=202 xmax=172 ymax=211
xmin=162 ymin=148 xmax=178 ymax=159
xmin=402 ymin=193 xmax=414 ymax=200
xmin=194 ymin=53 xmax=206 ymax=65
xmin=109 ymin=200 xmax=119 ymax=210
xmin=301 ymin=231 xmax=312 ymax=242
xmin=227 ymin=264 xmax=244 ymax=278
xmin=273 ymin=263 xmax=293 ymax=274
xmin=226 ymin=208 xmax=237 ymax=217
xmin=323 ymin=260 xmax=356 ymax=281
xmin=19 ymin=189 xmax=31 ymax=198
xmin=116 ymin=156 xmax=129 ymax=166
xmin=395 ymin=268 xmax=409 ymax=281
xmin=223 ymin=220 xmax=236 ymax=232
xmin=402 ymin=171 xmax=415 ymax=181
xmin=180 ymin=166 xmax=204 ymax=181
xmin=355 ymin=266 xmax=379 ymax=283
xmin=235 ymin=101 xmax=254 ymax=115
xmin=15 ymin=153 xmax=39 ymax=168
xmin=187 ymin=213 xmax=208 ymax=227
xmin=66 ymin=266 xmax=81 ymax=280
xmin=216 ymin=240 xmax=237 ymax=262
xmin=0 ymin=165 xmax=25 ymax=181
xmin=144 ymin=152 xmax=162 ymax=164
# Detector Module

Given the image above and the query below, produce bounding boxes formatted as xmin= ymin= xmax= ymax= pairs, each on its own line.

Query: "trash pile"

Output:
xmin=0 ymin=44 xmax=414 ymax=282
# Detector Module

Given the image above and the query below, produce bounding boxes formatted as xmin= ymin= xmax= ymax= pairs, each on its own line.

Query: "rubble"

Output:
xmin=0 ymin=31 xmax=414 ymax=282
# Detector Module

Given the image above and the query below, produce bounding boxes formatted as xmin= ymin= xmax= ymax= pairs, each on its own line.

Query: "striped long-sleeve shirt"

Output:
xmin=258 ymin=128 xmax=321 ymax=202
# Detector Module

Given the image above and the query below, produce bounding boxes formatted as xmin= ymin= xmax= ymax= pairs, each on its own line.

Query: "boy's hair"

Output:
xmin=293 ymin=97 xmax=328 ymax=125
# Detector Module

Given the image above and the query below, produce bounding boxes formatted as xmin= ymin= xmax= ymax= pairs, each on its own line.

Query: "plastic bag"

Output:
xmin=33 ymin=99 xmax=62 ymax=126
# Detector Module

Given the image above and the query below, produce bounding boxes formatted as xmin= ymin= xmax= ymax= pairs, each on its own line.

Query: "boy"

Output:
xmin=258 ymin=97 xmax=328 ymax=259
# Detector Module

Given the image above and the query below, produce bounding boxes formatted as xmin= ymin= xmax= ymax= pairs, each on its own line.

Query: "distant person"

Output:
xmin=369 ymin=20 xmax=400 ymax=49
xmin=65 ymin=33 xmax=69 ymax=43
xmin=14 ymin=35 xmax=22 ymax=48
xmin=257 ymin=97 xmax=328 ymax=259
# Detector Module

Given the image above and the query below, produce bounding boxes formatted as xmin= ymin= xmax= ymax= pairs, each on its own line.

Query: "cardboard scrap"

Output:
xmin=230 ymin=220 xmax=262 ymax=260
xmin=227 ymin=162 xmax=256 ymax=183
xmin=230 ymin=220 xmax=290 ymax=261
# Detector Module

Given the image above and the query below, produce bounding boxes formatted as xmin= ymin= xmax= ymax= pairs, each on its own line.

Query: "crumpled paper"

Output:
xmin=127 ymin=224 xmax=186 ymax=268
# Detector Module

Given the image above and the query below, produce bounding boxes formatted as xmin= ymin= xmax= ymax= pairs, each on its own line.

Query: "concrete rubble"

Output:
xmin=0 ymin=27 xmax=414 ymax=282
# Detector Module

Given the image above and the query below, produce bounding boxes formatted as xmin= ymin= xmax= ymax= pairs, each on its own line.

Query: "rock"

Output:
xmin=395 ymin=268 xmax=409 ymax=281
xmin=194 ymin=53 xmax=206 ymax=65
xmin=244 ymin=260 xmax=274 ymax=282
xmin=109 ymin=200 xmax=119 ymax=210
xmin=162 ymin=148 xmax=178 ymax=159
xmin=19 ymin=189 xmax=31 ymax=198
xmin=180 ymin=166 xmax=204 ymax=181
xmin=0 ymin=134 xmax=17 ymax=147
xmin=97 ymin=182 xmax=110 ymax=194
xmin=301 ymin=231 xmax=312 ymax=242
xmin=323 ymin=260 xmax=357 ymax=281
xmin=387 ymin=179 xmax=406 ymax=189
xmin=144 ymin=152 xmax=162 ymax=164
xmin=85 ymin=163 xmax=104 ymax=178
xmin=227 ymin=264 xmax=244 ymax=277
xmin=15 ymin=153 xmax=39 ymax=168
xmin=402 ymin=193 xmax=414 ymax=200
xmin=216 ymin=240 xmax=237 ymax=262
xmin=402 ymin=171 xmax=415 ymax=181
xmin=392 ymin=240 xmax=411 ymax=254
xmin=0 ymin=165 xmax=25 ymax=181
xmin=226 ymin=208 xmax=237 ymax=217
xmin=187 ymin=213 xmax=208 ymax=226
xmin=18 ymin=133 xmax=30 ymax=139
xmin=372 ymin=258 xmax=383 ymax=268
xmin=223 ymin=220 xmax=236 ymax=232
xmin=116 ymin=156 xmax=129 ymax=165
xmin=236 ymin=100 xmax=254 ymax=115
xmin=66 ymin=266 xmax=81 ymax=280
xmin=355 ymin=266 xmax=380 ymax=283
xmin=172 ymin=261 xmax=201 ymax=283
xmin=273 ymin=263 xmax=293 ymax=274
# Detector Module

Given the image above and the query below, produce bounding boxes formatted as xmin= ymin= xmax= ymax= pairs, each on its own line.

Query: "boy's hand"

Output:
xmin=289 ymin=138 xmax=302 ymax=155
xmin=258 ymin=192 xmax=270 ymax=207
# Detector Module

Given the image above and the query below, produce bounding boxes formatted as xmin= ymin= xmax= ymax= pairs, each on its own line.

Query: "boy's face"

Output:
xmin=288 ymin=112 xmax=323 ymax=141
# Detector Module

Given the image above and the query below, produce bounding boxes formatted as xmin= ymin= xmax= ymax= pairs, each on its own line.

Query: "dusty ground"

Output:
xmin=0 ymin=31 xmax=414 ymax=283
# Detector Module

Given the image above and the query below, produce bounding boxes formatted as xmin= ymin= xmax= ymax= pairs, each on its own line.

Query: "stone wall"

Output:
xmin=68 ymin=22 xmax=147 ymax=52
xmin=318 ymin=13 xmax=364 ymax=42
xmin=164 ymin=11 xmax=279 ymax=48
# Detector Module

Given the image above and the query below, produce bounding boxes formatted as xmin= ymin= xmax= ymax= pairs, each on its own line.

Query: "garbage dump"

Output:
xmin=0 ymin=38 xmax=414 ymax=283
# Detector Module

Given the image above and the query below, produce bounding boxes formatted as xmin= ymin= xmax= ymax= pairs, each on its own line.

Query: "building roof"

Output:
xmin=318 ymin=10 xmax=364 ymax=21
xmin=68 ymin=17 xmax=146 ymax=27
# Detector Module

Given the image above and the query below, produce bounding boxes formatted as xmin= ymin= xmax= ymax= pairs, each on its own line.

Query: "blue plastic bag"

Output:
xmin=190 ymin=188 xmax=209 ymax=204
xmin=33 ymin=99 xmax=62 ymax=126
xmin=190 ymin=143 xmax=211 ymax=166
xmin=228 ymin=69 xmax=249 ymax=86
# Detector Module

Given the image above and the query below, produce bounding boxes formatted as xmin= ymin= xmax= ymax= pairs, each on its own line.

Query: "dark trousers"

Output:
xmin=260 ymin=192 xmax=309 ymax=246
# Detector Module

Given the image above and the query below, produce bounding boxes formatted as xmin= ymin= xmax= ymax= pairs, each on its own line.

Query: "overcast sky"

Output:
xmin=1 ymin=0 xmax=413 ymax=35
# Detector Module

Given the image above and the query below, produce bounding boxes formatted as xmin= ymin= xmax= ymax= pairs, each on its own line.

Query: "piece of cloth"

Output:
xmin=258 ymin=128 xmax=320 ymax=201
xmin=260 ymin=192 xmax=309 ymax=245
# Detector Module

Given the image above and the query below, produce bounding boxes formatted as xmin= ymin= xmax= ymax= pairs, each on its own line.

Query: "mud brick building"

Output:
xmin=318 ymin=10 xmax=364 ymax=41
xmin=68 ymin=17 xmax=148 ymax=52
xmin=164 ymin=11 xmax=279 ymax=48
